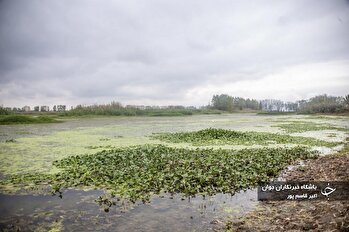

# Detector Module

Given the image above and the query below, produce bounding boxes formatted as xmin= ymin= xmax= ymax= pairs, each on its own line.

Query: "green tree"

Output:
xmin=211 ymin=94 xmax=233 ymax=111
xmin=298 ymin=94 xmax=344 ymax=113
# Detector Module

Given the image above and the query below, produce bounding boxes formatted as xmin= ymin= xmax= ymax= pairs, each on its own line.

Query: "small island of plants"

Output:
xmin=151 ymin=128 xmax=338 ymax=147
xmin=4 ymin=145 xmax=318 ymax=203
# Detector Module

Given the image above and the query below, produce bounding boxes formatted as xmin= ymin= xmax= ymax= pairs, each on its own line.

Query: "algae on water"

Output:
xmin=271 ymin=121 xmax=348 ymax=133
xmin=0 ymin=114 xmax=348 ymax=197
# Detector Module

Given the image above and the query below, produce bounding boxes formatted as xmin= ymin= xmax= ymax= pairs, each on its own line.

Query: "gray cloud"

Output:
xmin=1 ymin=0 xmax=349 ymax=107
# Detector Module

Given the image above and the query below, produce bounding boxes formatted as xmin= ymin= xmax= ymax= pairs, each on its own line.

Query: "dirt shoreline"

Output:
xmin=221 ymin=145 xmax=349 ymax=232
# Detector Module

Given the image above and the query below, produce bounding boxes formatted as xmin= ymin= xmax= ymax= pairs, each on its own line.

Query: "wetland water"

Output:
xmin=0 ymin=189 xmax=257 ymax=231
xmin=0 ymin=114 xmax=348 ymax=231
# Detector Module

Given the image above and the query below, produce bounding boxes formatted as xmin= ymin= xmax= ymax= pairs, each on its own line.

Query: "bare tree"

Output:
xmin=344 ymin=94 xmax=349 ymax=109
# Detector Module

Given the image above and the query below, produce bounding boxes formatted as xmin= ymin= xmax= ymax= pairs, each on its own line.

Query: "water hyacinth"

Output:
xmin=26 ymin=144 xmax=318 ymax=202
xmin=151 ymin=128 xmax=338 ymax=147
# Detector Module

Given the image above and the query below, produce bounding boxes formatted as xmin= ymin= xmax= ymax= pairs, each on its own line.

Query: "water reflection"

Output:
xmin=0 ymin=188 xmax=257 ymax=231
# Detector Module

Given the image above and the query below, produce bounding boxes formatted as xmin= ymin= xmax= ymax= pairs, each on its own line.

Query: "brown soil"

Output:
xmin=221 ymin=147 xmax=349 ymax=232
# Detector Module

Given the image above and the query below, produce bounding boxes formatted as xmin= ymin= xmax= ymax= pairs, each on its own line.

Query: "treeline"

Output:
xmin=210 ymin=94 xmax=260 ymax=111
xmin=61 ymin=102 xmax=222 ymax=117
xmin=297 ymin=94 xmax=349 ymax=113
xmin=260 ymin=99 xmax=297 ymax=112
xmin=2 ymin=94 xmax=348 ymax=117
xmin=0 ymin=107 xmax=10 ymax=115
xmin=209 ymin=94 xmax=349 ymax=113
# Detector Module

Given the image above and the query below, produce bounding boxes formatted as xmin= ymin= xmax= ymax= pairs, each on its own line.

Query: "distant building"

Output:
xmin=57 ymin=105 xmax=66 ymax=112
xmin=40 ymin=106 xmax=49 ymax=112
xmin=22 ymin=106 xmax=30 ymax=112
xmin=34 ymin=106 xmax=40 ymax=111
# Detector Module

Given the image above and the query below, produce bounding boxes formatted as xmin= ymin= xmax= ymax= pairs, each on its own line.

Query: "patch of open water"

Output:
xmin=0 ymin=188 xmax=257 ymax=231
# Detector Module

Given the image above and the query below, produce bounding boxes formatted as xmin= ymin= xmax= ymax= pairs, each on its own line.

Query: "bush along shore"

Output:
xmin=60 ymin=104 xmax=223 ymax=117
xmin=0 ymin=115 xmax=60 ymax=125
xmin=2 ymin=145 xmax=318 ymax=204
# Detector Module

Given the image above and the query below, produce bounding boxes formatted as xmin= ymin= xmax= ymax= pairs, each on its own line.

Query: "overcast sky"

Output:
xmin=1 ymin=0 xmax=349 ymax=108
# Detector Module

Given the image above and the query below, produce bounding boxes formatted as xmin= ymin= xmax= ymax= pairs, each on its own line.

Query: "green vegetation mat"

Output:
xmin=2 ymin=145 xmax=318 ymax=202
xmin=0 ymin=115 xmax=60 ymax=125
xmin=151 ymin=128 xmax=338 ymax=147
xmin=271 ymin=121 xmax=348 ymax=133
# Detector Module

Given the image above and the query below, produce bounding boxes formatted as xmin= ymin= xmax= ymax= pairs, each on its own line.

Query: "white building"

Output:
xmin=22 ymin=106 xmax=30 ymax=112
xmin=54 ymin=105 xmax=66 ymax=112
xmin=40 ymin=106 xmax=50 ymax=112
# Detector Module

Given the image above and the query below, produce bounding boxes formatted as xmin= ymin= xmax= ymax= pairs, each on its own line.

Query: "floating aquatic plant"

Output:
xmin=3 ymin=144 xmax=318 ymax=202
xmin=151 ymin=128 xmax=338 ymax=147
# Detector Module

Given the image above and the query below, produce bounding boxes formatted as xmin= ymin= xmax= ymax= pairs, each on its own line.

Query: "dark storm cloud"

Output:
xmin=0 ymin=0 xmax=349 ymax=107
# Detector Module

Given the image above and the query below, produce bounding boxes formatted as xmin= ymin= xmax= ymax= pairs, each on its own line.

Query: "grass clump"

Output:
xmin=151 ymin=128 xmax=339 ymax=147
xmin=0 ymin=115 xmax=60 ymax=125
xmin=272 ymin=121 xmax=348 ymax=133
xmin=3 ymin=145 xmax=318 ymax=202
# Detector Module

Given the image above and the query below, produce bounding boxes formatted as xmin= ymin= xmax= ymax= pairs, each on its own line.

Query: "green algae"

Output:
xmin=31 ymin=219 xmax=63 ymax=232
xmin=48 ymin=220 xmax=63 ymax=232
xmin=0 ymin=115 xmax=271 ymax=177
xmin=0 ymin=129 xmax=155 ymax=177
xmin=271 ymin=121 xmax=348 ymax=133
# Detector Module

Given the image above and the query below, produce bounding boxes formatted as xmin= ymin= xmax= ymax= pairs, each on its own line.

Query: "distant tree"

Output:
xmin=344 ymin=94 xmax=349 ymax=109
xmin=211 ymin=94 xmax=261 ymax=111
xmin=0 ymin=107 xmax=10 ymax=115
xmin=211 ymin=94 xmax=233 ymax=111
xmin=298 ymin=94 xmax=344 ymax=113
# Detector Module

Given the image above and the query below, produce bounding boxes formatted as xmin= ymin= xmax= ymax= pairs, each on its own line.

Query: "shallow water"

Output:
xmin=0 ymin=188 xmax=257 ymax=231
xmin=0 ymin=114 xmax=348 ymax=231
xmin=1 ymin=114 xmax=280 ymax=176
xmin=1 ymin=114 xmax=347 ymax=176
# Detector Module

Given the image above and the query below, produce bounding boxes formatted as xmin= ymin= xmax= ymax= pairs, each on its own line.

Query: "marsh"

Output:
xmin=0 ymin=114 xmax=348 ymax=231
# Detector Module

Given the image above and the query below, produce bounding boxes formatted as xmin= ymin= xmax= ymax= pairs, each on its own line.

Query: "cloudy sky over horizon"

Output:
xmin=1 ymin=0 xmax=349 ymax=108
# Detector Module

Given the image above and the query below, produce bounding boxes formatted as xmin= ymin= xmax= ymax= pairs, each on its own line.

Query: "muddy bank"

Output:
xmin=222 ymin=146 xmax=349 ymax=232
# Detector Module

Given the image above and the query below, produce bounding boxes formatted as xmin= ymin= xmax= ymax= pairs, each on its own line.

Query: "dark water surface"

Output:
xmin=0 ymin=188 xmax=257 ymax=231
